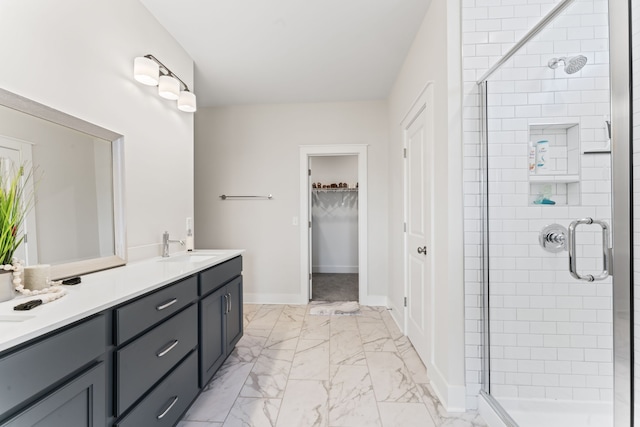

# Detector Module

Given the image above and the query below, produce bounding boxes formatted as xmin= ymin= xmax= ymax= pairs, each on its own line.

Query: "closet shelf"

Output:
xmin=312 ymin=188 xmax=358 ymax=192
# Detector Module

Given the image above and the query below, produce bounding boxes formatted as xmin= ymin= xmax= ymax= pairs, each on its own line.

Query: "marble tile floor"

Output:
xmin=178 ymin=304 xmax=486 ymax=427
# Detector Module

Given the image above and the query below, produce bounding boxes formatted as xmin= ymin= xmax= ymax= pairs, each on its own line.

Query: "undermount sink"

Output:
xmin=160 ymin=254 xmax=219 ymax=263
xmin=0 ymin=314 xmax=35 ymax=323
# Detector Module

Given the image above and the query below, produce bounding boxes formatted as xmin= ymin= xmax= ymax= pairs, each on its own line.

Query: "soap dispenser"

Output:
xmin=186 ymin=217 xmax=194 ymax=251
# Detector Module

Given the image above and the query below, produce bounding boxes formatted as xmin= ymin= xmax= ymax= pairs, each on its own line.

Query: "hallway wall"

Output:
xmin=387 ymin=0 xmax=465 ymax=411
xmin=194 ymin=101 xmax=389 ymax=305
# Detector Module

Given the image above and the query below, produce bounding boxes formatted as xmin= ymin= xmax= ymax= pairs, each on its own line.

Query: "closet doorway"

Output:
xmin=299 ymin=145 xmax=368 ymax=304
xmin=310 ymin=155 xmax=359 ymax=301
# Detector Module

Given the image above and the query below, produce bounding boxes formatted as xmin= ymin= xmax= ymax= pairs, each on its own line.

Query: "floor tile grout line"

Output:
xmin=356 ymin=313 xmax=386 ymax=426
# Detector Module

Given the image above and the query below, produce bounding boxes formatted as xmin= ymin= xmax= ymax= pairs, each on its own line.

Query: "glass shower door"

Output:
xmin=482 ymin=1 xmax=615 ymax=425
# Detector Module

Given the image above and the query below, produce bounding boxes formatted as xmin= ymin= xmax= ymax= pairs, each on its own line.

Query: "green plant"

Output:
xmin=0 ymin=163 xmax=33 ymax=266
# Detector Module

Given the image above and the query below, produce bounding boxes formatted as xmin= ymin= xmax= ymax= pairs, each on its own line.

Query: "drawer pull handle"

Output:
xmin=157 ymin=395 xmax=179 ymax=419
xmin=227 ymin=293 xmax=232 ymax=313
xmin=156 ymin=298 xmax=178 ymax=311
xmin=157 ymin=340 xmax=179 ymax=357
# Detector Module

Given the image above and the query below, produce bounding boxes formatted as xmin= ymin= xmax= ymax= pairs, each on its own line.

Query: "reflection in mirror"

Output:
xmin=0 ymin=88 xmax=126 ymax=279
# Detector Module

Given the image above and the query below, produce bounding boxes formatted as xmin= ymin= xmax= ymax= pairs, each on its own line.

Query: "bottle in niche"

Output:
xmin=528 ymin=142 xmax=537 ymax=173
xmin=536 ymin=140 xmax=549 ymax=171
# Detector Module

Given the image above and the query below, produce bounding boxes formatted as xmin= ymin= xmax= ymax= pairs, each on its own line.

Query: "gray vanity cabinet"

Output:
xmin=199 ymin=256 xmax=243 ymax=387
xmin=0 ymin=254 xmax=244 ymax=427
xmin=0 ymin=314 xmax=108 ymax=426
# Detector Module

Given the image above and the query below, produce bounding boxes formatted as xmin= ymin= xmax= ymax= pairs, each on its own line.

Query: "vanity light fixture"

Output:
xmin=133 ymin=54 xmax=197 ymax=112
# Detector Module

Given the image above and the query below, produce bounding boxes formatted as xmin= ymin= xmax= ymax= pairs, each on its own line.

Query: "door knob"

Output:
xmin=417 ymin=246 xmax=427 ymax=255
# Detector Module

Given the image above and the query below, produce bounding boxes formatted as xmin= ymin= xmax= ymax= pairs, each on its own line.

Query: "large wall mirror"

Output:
xmin=0 ymin=88 xmax=126 ymax=280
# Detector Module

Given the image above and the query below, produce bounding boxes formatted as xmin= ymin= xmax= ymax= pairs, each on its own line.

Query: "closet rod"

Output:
xmin=220 ymin=194 xmax=273 ymax=200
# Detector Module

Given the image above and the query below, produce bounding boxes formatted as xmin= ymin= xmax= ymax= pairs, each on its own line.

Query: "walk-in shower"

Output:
xmin=475 ymin=0 xmax=633 ymax=426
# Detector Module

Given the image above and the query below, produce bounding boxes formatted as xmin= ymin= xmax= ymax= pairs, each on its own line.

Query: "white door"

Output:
xmin=308 ymin=162 xmax=313 ymax=300
xmin=405 ymin=102 xmax=433 ymax=362
xmin=0 ymin=136 xmax=37 ymax=264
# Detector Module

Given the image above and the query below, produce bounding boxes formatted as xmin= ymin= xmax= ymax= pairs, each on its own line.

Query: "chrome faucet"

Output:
xmin=162 ymin=231 xmax=185 ymax=257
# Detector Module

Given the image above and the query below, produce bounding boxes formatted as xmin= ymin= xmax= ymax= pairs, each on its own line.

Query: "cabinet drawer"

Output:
xmin=0 ymin=315 xmax=106 ymax=419
xmin=199 ymin=256 xmax=242 ymax=296
xmin=115 ymin=351 xmax=198 ymax=427
xmin=116 ymin=304 xmax=197 ymax=415
xmin=115 ymin=275 xmax=197 ymax=345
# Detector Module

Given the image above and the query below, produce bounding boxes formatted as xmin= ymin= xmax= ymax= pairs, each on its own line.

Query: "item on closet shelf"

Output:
xmin=528 ymin=142 xmax=537 ymax=172
xmin=186 ymin=217 xmax=194 ymax=252
xmin=536 ymin=140 xmax=549 ymax=171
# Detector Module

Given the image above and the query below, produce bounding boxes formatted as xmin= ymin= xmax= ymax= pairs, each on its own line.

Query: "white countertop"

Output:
xmin=0 ymin=249 xmax=244 ymax=353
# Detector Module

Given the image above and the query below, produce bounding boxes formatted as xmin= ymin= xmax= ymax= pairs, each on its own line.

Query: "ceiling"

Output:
xmin=139 ymin=0 xmax=430 ymax=107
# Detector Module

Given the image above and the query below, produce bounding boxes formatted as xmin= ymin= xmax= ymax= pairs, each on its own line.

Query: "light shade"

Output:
xmin=177 ymin=90 xmax=197 ymax=112
xmin=158 ymin=75 xmax=180 ymax=100
xmin=133 ymin=57 xmax=159 ymax=86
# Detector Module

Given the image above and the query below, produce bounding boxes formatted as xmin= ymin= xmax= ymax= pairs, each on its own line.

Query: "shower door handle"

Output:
xmin=567 ymin=217 xmax=612 ymax=282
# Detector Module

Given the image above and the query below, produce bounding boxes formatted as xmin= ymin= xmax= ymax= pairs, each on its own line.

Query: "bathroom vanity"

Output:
xmin=0 ymin=250 xmax=243 ymax=427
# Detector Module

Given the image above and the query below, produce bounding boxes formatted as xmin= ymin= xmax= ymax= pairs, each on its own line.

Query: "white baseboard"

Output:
xmin=386 ymin=299 xmax=404 ymax=333
xmin=244 ymin=293 xmax=386 ymax=307
xmin=244 ymin=293 xmax=306 ymax=305
xmin=428 ymin=364 xmax=467 ymax=412
xmin=359 ymin=295 xmax=387 ymax=306
xmin=312 ymin=265 xmax=359 ymax=273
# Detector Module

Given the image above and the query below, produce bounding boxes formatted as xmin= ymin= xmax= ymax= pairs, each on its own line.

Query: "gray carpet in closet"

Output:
xmin=311 ymin=273 xmax=358 ymax=302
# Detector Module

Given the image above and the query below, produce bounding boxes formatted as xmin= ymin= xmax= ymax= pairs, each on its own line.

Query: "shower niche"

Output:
xmin=528 ymin=122 xmax=580 ymax=206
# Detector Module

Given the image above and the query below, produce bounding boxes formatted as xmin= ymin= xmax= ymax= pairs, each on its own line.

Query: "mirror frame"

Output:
xmin=0 ymin=88 xmax=127 ymax=279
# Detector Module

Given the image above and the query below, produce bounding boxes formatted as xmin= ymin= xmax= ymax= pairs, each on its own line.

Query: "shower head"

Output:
xmin=547 ymin=55 xmax=588 ymax=74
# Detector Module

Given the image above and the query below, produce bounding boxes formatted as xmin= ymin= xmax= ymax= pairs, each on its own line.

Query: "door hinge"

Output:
xmin=404 ymin=222 xmax=407 ymax=232
xmin=404 ymin=297 xmax=407 ymax=307
xmin=23 ymin=233 xmax=27 ymax=243
xmin=308 ymin=169 xmax=312 ymax=176
xmin=309 ymin=221 xmax=312 ymax=228
xmin=403 ymin=148 xmax=407 ymax=158
xmin=309 ymin=273 xmax=312 ymax=280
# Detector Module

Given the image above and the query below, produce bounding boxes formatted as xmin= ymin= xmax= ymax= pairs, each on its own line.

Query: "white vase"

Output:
xmin=0 ymin=271 xmax=14 ymax=302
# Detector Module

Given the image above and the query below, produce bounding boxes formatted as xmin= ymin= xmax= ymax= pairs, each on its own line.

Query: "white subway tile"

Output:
xmin=585 ymin=349 xmax=611 ymax=363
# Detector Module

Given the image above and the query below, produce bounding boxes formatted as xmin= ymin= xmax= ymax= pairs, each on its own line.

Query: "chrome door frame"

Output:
xmin=609 ymin=0 xmax=633 ymax=425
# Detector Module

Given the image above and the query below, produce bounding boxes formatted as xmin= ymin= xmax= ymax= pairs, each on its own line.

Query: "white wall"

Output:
xmin=387 ymin=0 xmax=466 ymax=411
xmin=310 ymin=156 xmax=358 ymax=187
xmin=0 ymin=0 xmax=194 ymax=262
xmin=194 ymin=102 xmax=388 ymax=304
xmin=310 ymin=156 xmax=359 ymax=274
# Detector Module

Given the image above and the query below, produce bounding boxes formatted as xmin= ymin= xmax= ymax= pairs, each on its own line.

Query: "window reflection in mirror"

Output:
xmin=0 ymin=89 xmax=125 ymax=280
